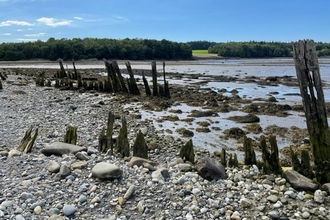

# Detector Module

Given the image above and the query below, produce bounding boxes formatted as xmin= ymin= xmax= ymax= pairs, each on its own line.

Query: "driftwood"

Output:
xmin=293 ymin=39 xmax=330 ymax=183
xmin=17 ymin=127 xmax=38 ymax=153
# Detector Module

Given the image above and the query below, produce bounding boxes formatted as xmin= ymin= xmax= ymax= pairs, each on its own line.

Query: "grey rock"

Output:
xmin=20 ymin=192 xmax=34 ymax=200
xmin=48 ymin=214 xmax=65 ymax=220
xmin=282 ymin=170 xmax=318 ymax=192
xmin=75 ymin=151 xmax=89 ymax=160
xmin=268 ymin=210 xmax=280 ymax=219
xmin=48 ymin=208 xmax=60 ymax=215
xmin=314 ymin=189 xmax=325 ymax=203
xmin=152 ymin=168 xmax=170 ymax=183
xmin=124 ymin=185 xmax=136 ymax=200
xmin=321 ymin=183 xmax=330 ymax=194
xmin=267 ymin=195 xmax=279 ymax=203
xmin=46 ymin=160 xmax=60 ymax=173
xmin=127 ymin=156 xmax=158 ymax=167
xmin=91 ymin=162 xmax=123 ymax=180
xmin=195 ymin=157 xmax=227 ymax=181
xmin=58 ymin=163 xmax=71 ymax=179
xmin=15 ymin=215 xmax=25 ymax=220
xmin=41 ymin=142 xmax=86 ymax=156
xmin=62 ymin=204 xmax=75 ymax=216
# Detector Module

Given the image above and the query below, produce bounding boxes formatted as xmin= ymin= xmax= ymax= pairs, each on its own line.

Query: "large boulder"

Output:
xmin=41 ymin=142 xmax=87 ymax=156
xmin=91 ymin=162 xmax=123 ymax=180
xmin=195 ymin=157 xmax=227 ymax=181
xmin=282 ymin=169 xmax=318 ymax=192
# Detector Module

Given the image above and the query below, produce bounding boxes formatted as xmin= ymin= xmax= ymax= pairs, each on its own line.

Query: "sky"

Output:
xmin=0 ymin=0 xmax=330 ymax=43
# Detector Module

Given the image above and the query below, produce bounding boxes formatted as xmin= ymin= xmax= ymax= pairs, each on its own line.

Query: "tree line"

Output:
xmin=0 ymin=38 xmax=192 ymax=61
xmin=1 ymin=38 xmax=329 ymax=61
xmin=208 ymin=41 xmax=330 ymax=58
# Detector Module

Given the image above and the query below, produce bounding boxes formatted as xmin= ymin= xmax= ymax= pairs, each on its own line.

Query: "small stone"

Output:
xmin=71 ymin=161 xmax=88 ymax=169
xmin=118 ymin=197 xmax=125 ymax=206
xmin=90 ymin=196 xmax=101 ymax=204
xmin=91 ymin=162 xmax=123 ymax=180
xmin=302 ymin=211 xmax=310 ymax=219
xmin=75 ymin=151 xmax=89 ymax=160
xmin=34 ymin=205 xmax=42 ymax=215
xmin=62 ymin=204 xmax=75 ymax=216
xmin=78 ymin=195 xmax=88 ymax=204
xmin=267 ymin=195 xmax=278 ymax=203
xmin=314 ymin=189 xmax=325 ymax=203
xmin=124 ymin=185 xmax=135 ymax=200
xmin=268 ymin=210 xmax=280 ymax=219
xmin=46 ymin=160 xmax=60 ymax=173
xmin=137 ymin=201 xmax=144 ymax=213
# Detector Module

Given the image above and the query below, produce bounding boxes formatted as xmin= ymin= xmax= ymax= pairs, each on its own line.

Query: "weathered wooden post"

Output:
xmin=112 ymin=61 xmax=128 ymax=93
xmin=17 ymin=127 xmax=38 ymax=153
xmin=58 ymin=59 xmax=67 ymax=78
xmin=151 ymin=60 xmax=158 ymax=96
xmin=0 ymin=79 xmax=3 ymax=90
xmin=64 ymin=126 xmax=77 ymax=145
xmin=98 ymin=111 xmax=115 ymax=153
xmin=125 ymin=61 xmax=140 ymax=95
xmin=293 ymin=39 xmax=330 ymax=183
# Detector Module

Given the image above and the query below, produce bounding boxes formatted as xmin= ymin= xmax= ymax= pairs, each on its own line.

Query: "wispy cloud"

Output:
xmin=0 ymin=20 xmax=34 ymax=27
xmin=25 ymin=33 xmax=45 ymax=37
xmin=3 ymin=33 xmax=11 ymax=35
xmin=113 ymin=15 xmax=129 ymax=22
xmin=37 ymin=17 xmax=72 ymax=27
xmin=74 ymin=17 xmax=83 ymax=20
xmin=17 ymin=29 xmax=22 ymax=31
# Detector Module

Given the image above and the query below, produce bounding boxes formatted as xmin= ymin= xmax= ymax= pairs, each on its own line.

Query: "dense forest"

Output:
xmin=0 ymin=38 xmax=192 ymax=61
xmin=208 ymin=41 xmax=330 ymax=58
xmin=0 ymin=38 xmax=329 ymax=61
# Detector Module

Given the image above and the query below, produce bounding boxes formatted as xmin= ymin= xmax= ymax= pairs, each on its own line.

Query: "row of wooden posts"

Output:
xmin=23 ymin=40 xmax=330 ymax=184
xmin=35 ymin=59 xmax=171 ymax=98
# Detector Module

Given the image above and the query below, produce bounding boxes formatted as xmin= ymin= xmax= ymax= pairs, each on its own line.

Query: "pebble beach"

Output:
xmin=1 ymin=67 xmax=330 ymax=220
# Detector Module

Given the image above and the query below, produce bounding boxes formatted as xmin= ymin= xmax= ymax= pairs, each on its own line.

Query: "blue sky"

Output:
xmin=0 ymin=0 xmax=329 ymax=43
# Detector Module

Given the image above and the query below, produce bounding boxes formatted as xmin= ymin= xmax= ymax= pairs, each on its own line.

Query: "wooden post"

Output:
xmin=112 ymin=61 xmax=128 ymax=93
xmin=64 ymin=126 xmax=77 ymax=145
xmin=17 ymin=127 xmax=38 ymax=153
xmin=293 ymin=39 xmax=330 ymax=183
xmin=125 ymin=61 xmax=140 ymax=95
xmin=151 ymin=60 xmax=158 ymax=96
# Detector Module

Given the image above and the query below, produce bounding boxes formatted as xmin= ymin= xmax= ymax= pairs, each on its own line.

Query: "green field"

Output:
xmin=192 ymin=49 xmax=218 ymax=57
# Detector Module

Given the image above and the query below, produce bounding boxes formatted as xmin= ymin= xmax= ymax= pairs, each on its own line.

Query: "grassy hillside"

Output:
xmin=192 ymin=50 xmax=218 ymax=58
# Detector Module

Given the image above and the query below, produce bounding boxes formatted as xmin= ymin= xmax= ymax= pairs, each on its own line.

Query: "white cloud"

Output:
xmin=25 ymin=33 xmax=45 ymax=37
xmin=113 ymin=16 xmax=129 ymax=22
xmin=0 ymin=20 xmax=34 ymax=27
xmin=37 ymin=17 xmax=72 ymax=27
xmin=17 ymin=29 xmax=22 ymax=31
xmin=3 ymin=33 xmax=11 ymax=35
xmin=74 ymin=16 xmax=83 ymax=20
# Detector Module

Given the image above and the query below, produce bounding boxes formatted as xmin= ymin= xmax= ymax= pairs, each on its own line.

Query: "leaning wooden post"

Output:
xmin=112 ymin=60 xmax=128 ymax=93
xmin=293 ymin=39 xmax=330 ymax=183
xmin=125 ymin=61 xmax=140 ymax=95
xmin=58 ymin=59 xmax=67 ymax=78
xmin=17 ymin=126 xmax=38 ymax=153
xmin=151 ymin=60 xmax=158 ymax=96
